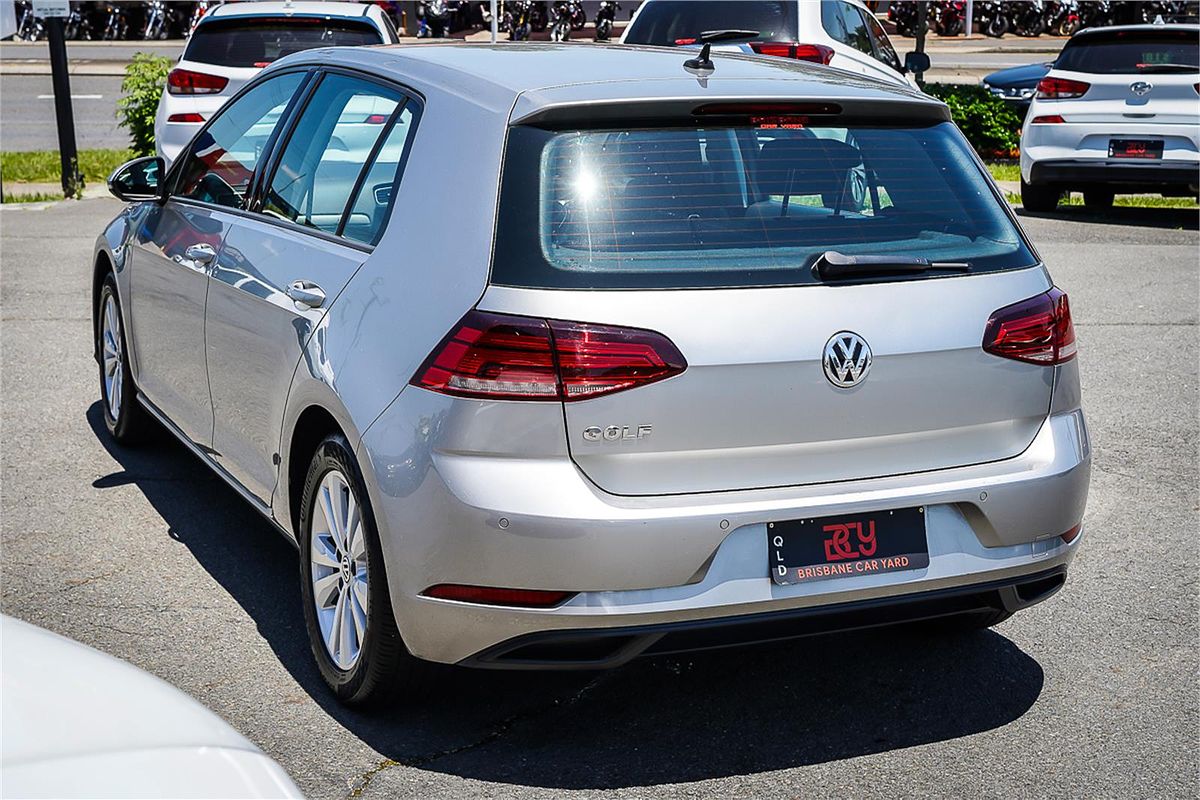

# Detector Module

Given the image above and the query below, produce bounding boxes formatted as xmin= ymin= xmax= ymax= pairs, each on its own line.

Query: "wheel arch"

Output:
xmin=285 ymin=405 xmax=348 ymax=535
xmin=92 ymin=250 xmax=115 ymax=363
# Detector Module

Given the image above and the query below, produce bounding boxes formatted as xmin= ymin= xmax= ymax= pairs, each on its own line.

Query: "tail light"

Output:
xmin=1035 ymin=77 xmax=1090 ymax=99
xmin=749 ymin=42 xmax=835 ymax=65
xmin=983 ymin=288 xmax=1077 ymax=365
xmin=167 ymin=112 xmax=205 ymax=123
xmin=411 ymin=310 xmax=686 ymax=401
xmin=422 ymin=584 xmax=574 ymax=608
xmin=1060 ymin=524 xmax=1082 ymax=544
xmin=1030 ymin=114 xmax=1066 ymax=124
xmin=167 ymin=68 xmax=229 ymax=95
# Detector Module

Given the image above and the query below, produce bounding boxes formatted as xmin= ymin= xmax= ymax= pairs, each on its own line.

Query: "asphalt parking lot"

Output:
xmin=1 ymin=197 xmax=1196 ymax=799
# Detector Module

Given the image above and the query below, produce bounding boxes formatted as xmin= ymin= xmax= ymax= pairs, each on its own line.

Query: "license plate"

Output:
xmin=1109 ymin=139 xmax=1163 ymax=159
xmin=768 ymin=507 xmax=929 ymax=585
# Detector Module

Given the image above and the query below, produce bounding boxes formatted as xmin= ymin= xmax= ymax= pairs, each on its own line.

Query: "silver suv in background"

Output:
xmin=98 ymin=44 xmax=1089 ymax=707
xmin=622 ymin=0 xmax=917 ymax=85
xmin=154 ymin=1 xmax=398 ymax=164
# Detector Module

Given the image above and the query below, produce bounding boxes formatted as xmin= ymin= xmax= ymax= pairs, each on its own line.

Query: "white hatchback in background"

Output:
xmin=621 ymin=0 xmax=918 ymax=86
xmin=155 ymin=0 xmax=398 ymax=165
xmin=1 ymin=616 xmax=302 ymax=798
xmin=1020 ymin=24 xmax=1200 ymax=211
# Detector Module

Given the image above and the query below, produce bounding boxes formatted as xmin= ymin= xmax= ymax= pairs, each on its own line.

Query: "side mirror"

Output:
xmin=903 ymin=51 xmax=931 ymax=75
xmin=107 ymin=156 xmax=165 ymax=203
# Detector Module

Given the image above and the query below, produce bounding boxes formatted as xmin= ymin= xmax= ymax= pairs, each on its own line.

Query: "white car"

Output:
xmin=155 ymin=1 xmax=398 ymax=164
xmin=1020 ymin=24 xmax=1200 ymax=211
xmin=1 ymin=616 xmax=302 ymax=798
xmin=621 ymin=0 xmax=920 ymax=86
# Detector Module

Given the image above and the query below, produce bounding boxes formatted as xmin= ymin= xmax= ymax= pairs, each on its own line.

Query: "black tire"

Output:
xmin=96 ymin=274 xmax=152 ymax=444
xmin=1020 ymin=179 xmax=1062 ymax=212
xmin=595 ymin=19 xmax=611 ymax=40
xmin=1083 ymin=189 xmax=1115 ymax=210
xmin=298 ymin=433 xmax=419 ymax=706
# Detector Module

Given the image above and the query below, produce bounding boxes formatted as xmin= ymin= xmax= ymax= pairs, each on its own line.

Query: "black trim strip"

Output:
xmin=460 ymin=566 xmax=1068 ymax=671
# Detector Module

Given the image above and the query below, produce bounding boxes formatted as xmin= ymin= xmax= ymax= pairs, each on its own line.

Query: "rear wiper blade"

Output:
xmin=697 ymin=29 xmax=760 ymax=43
xmin=812 ymin=250 xmax=971 ymax=280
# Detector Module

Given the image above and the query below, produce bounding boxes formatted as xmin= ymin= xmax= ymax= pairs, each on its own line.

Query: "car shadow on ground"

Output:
xmin=1016 ymin=205 xmax=1199 ymax=230
xmin=88 ymin=402 xmax=1045 ymax=791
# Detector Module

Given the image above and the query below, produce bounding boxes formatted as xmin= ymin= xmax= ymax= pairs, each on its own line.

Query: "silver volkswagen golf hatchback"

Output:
xmin=95 ymin=43 xmax=1089 ymax=706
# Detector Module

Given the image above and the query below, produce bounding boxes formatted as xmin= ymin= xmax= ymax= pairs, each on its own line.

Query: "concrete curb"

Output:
xmin=1 ymin=60 xmax=129 ymax=76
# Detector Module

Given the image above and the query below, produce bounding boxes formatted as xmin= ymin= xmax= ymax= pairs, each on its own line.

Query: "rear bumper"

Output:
xmin=361 ymin=398 xmax=1091 ymax=665
xmin=464 ymin=565 xmax=1069 ymax=669
xmin=1028 ymin=158 xmax=1200 ymax=189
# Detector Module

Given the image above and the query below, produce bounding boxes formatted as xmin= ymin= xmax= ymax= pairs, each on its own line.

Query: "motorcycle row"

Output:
xmin=417 ymin=1 xmax=621 ymax=42
xmin=12 ymin=0 xmax=216 ymax=41
xmin=888 ymin=0 xmax=1199 ymax=38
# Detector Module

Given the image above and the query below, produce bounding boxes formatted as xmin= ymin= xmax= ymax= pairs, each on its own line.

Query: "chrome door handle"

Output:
xmin=286 ymin=280 xmax=326 ymax=309
xmin=183 ymin=243 xmax=216 ymax=266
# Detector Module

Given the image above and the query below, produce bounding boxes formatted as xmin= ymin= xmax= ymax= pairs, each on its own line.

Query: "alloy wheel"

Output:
xmin=310 ymin=469 xmax=369 ymax=671
xmin=101 ymin=294 xmax=124 ymax=420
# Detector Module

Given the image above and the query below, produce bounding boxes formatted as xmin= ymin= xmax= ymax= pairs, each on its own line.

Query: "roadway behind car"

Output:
xmin=0 ymin=194 xmax=1194 ymax=798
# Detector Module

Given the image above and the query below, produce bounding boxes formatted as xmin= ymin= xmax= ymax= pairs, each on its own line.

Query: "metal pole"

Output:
xmin=46 ymin=15 xmax=80 ymax=198
xmin=964 ymin=0 xmax=973 ymax=37
xmin=491 ymin=0 xmax=498 ymax=42
xmin=914 ymin=0 xmax=927 ymax=86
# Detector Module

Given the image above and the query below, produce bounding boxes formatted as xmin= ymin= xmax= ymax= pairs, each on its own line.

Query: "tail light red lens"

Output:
xmin=1035 ymin=76 xmax=1090 ymax=99
xmin=1061 ymin=524 xmax=1082 ymax=543
xmin=1030 ymin=114 xmax=1065 ymax=124
xmin=422 ymin=584 xmax=574 ymax=608
xmin=167 ymin=112 xmax=205 ymax=123
xmin=411 ymin=310 xmax=686 ymax=402
xmin=983 ymin=288 xmax=1077 ymax=365
xmin=749 ymin=42 xmax=835 ymax=64
xmin=167 ymin=68 xmax=229 ymax=95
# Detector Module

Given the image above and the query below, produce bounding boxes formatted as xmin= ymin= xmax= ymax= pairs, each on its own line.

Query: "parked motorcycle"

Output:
xmin=96 ymin=3 xmax=129 ymax=41
xmin=934 ymin=0 xmax=966 ymax=36
xmin=63 ymin=1 xmax=95 ymax=40
xmin=1044 ymin=0 xmax=1081 ymax=35
xmin=418 ymin=0 xmax=451 ymax=37
xmin=549 ymin=0 xmax=573 ymax=41
xmin=1076 ymin=0 xmax=1113 ymax=28
xmin=569 ymin=0 xmax=585 ymax=30
xmin=14 ymin=1 xmax=45 ymax=41
xmin=141 ymin=0 xmax=180 ymax=40
xmin=887 ymin=0 xmax=919 ymax=37
xmin=974 ymin=1 xmax=1010 ymax=36
xmin=594 ymin=0 xmax=619 ymax=41
xmin=1004 ymin=0 xmax=1046 ymax=37
xmin=504 ymin=0 xmax=533 ymax=40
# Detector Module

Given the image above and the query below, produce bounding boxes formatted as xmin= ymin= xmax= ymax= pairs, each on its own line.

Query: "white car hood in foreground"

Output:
xmin=1 ymin=616 xmax=302 ymax=799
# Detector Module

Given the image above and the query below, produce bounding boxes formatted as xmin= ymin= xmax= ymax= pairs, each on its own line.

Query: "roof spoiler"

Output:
xmin=510 ymin=94 xmax=952 ymax=129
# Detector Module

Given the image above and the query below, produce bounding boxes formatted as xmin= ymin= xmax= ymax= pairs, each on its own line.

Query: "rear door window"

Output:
xmin=863 ymin=10 xmax=903 ymax=71
xmin=185 ymin=18 xmax=383 ymax=68
xmin=624 ymin=1 xmax=797 ymax=46
xmin=492 ymin=121 xmax=1035 ymax=289
xmin=262 ymin=73 xmax=407 ymax=240
xmin=821 ymin=1 xmax=872 ymax=56
xmin=1055 ymin=30 xmax=1200 ymax=74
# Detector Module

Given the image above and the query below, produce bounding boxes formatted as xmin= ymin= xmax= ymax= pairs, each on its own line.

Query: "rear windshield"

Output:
xmin=624 ymin=1 xmax=798 ymax=46
xmin=185 ymin=17 xmax=382 ymax=68
xmin=1056 ymin=30 xmax=1200 ymax=74
xmin=491 ymin=122 xmax=1036 ymax=290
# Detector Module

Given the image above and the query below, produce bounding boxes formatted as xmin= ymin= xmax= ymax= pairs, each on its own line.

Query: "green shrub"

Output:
xmin=923 ymin=83 xmax=1023 ymax=159
xmin=116 ymin=53 xmax=173 ymax=156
